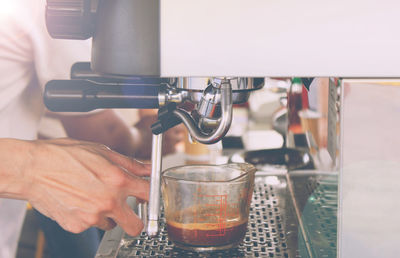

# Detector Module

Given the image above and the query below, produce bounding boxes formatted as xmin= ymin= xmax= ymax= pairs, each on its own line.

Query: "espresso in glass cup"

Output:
xmin=161 ymin=163 xmax=255 ymax=251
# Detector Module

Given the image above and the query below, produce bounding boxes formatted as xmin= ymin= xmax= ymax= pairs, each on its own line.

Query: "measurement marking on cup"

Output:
xmin=194 ymin=187 xmax=199 ymax=239
xmin=196 ymin=190 xmax=228 ymax=237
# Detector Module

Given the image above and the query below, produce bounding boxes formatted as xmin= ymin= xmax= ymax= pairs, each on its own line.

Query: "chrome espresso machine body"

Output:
xmin=44 ymin=0 xmax=400 ymax=257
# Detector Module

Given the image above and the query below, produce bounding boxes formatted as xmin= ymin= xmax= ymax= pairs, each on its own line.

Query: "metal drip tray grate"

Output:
xmin=97 ymin=172 xmax=338 ymax=258
xmin=116 ymin=175 xmax=298 ymax=258
xmin=300 ymin=176 xmax=338 ymax=258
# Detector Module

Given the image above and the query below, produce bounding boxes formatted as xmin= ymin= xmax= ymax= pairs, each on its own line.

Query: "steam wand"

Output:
xmin=146 ymin=133 xmax=163 ymax=237
xmin=146 ymin=104 xmax=182 ymax=237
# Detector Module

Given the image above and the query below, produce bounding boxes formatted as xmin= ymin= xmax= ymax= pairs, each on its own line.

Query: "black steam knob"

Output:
xmin=46 ymin=0 xmax=95 ymax=40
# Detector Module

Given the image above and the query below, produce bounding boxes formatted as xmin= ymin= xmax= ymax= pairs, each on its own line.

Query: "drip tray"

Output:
xmin=96 ymin=172 xmax=337 ymax=258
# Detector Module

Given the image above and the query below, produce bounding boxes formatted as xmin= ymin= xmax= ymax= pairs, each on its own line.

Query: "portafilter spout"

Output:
xmin=173 ymin=78 xmax=233 ymax=144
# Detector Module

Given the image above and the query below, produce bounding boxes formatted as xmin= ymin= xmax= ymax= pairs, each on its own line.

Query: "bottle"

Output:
xmin=288 ymin=77 xmax=303 ymax=134
xmin=287 ymin=77 xmax=305 ymax=148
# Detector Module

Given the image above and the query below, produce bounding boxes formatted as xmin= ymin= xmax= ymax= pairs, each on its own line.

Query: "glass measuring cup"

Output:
xmin=161 ymin=163 xmax=256 ymax=251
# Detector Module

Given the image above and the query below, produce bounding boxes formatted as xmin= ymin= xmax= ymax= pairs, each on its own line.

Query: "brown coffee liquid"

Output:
xmin=167 ymin=220 xmax=248 ymax=247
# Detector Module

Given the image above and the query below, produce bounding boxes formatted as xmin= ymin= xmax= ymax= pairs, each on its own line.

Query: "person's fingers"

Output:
xmin=102 ymin=149 xmax=151 ymax=177
xmin=44 ymin=137 xmax=81 ymax=146
xmin=111 ymin=205 xmax=144 ymax=236
xmin=96 ymin=217 xmax=117 ymax=231
xmin=123 ymin=176 xmax=150 ymax=202
xmin=132 ymin=159 xmax=152 ymax=172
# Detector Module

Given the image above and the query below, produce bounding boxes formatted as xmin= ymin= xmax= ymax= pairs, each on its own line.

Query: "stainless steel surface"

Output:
xmin=197 ymin=84 xmax=220 ymax=118
xmin=273 ymin=108 xmax=288 ymax=137
xmin=146 ymin=134 xmax=163 ymax=237
xmin=92 ymin=0 xmax=160 ymax=76
xmin=99 ymin=171 xmax=338 ymax=258
xmin=177 ymin=77 xmax=263 ymax=91
xmin=173 ymin=79 xmax=233 ymax=144
xmin=158 ymin=77 xmax=261 ymax=144
xmin=138 ymin=203 xmax=147 ymax=229
xmin=187 ymin=89 xmax=253 ymax=105
xmin=165 ymin=88 xmax=188 ymax=104
xmin=95 ymin=197 xmax=138 ymax=258
xmin=198 ymin=117 xmax=220 ymax=129
xmin=230 ymin=148 xmax=314 ymax=172
xmin=159 ymin=77 xmax=261 ymax=144
xmin=298 ymin=173 xmax=338 ymax=258
xmin=178 ymin=77 xmax=264 ymax=104
xmin=157 ymin=89 xmax=167 ymax=107
xmin=96 ymin=222 xmax=124 ymax=258
xmin=285 ymin=172 xmax=313 ymax=258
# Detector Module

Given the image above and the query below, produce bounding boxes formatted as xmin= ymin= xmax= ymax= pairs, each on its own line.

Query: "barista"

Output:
xmin=0 ymin=1 xmax=183 ymax=257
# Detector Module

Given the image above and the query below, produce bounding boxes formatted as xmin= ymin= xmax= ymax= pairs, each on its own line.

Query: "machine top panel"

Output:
xmin=160 ymin=0 xmax=400 ymax=77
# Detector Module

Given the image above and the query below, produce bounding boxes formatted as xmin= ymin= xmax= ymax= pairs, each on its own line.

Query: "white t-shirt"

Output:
xmin=0 ymin=1 xmax=90 ymax=257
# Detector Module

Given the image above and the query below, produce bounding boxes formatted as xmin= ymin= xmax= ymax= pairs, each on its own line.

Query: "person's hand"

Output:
xmin=134 ymin=115 xmax=185 ymax=159
xmin=24 ymin=138 xmax=150 ymax=236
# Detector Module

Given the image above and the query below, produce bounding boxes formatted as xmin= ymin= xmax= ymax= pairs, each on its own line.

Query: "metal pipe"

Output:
xmin=172 ymin=79 xmax=233 ymax=144
xmin=146 ymin=133 xmax=163 ymax=237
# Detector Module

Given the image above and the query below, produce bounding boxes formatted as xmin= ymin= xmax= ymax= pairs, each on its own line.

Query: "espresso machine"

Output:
xmin=45 ymin=0 xmax=265 ymax=242
xmin=44 ymin=0 xmax=400 ymax=257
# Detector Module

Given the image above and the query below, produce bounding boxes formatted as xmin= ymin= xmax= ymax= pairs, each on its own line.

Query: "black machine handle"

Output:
xmin=151 ymin=103 xmax=182 ymax=135
xmin=44 ymin=79 xmax=161 ymax=112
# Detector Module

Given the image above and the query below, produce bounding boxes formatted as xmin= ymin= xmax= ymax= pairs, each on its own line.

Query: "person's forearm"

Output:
xmin=58 ymin=110 xmax=140 ymax=156
xmin=0 ymin=137 xmax=150 ymax=235
xmin=0 ymin=138 xmax=33 ymax=200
